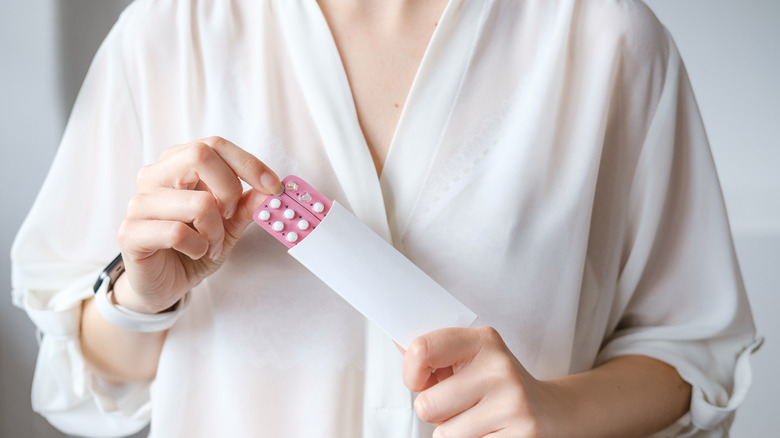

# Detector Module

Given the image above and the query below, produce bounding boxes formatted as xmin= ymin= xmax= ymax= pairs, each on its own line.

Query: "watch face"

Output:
xmin=93 ymin=253 xmax=125 ymax=293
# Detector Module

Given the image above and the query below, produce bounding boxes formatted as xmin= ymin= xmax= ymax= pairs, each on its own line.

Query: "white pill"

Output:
xmin=269 ymin=198 xmax=282 ymax=209
xmin=258 ymin=210 xmax=270 ymax=221
xmin=286 ymin=232 xmax=299 ymax=243
xmin=313 ymin=202 xmax=325 ymax=213
xmin=297 ymin=220 xmax=309 ymax=230
xmin=272 ymin=221 xmax=284 ymax=232
xmin=284 ymin=209 xmax=295 ymax=219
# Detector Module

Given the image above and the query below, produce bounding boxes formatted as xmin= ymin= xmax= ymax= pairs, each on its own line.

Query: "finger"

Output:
xmin=433 ymin=398 xmax=513 ymax=438
xmin=403 ymin=327 xmax=485 ymax=392
xmin=127 ymin=189 xmax=225 ymax=258
xmin=223 ymin=188 xmax=268 ymax=244
xmin=118 ymin=219 xmax=209 ymax=261
xmin=482 ymin=430 xmax=521 ymax=438
xmin=147 ymin=136 xmax=282 ymax=197
xmin=137 ymin=143 xmax=246 ymax=218
xmin=138 ymin=137 xmax=282 ymax=217
xmin=415 ymin=366 xmax=456 ymax=391
xmin=414 ymin=365 xmax=487 ymax=425
xmin=203 ymin=136 xmax=283 ymax=195
xmin=432 ymin=366 xmax=455 ymax=383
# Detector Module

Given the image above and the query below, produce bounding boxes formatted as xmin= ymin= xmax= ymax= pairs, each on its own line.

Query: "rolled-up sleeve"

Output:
xmin=10 ymin=4 xmax=152 ymax=436
xmin=596 ymin=29 xmax=762 ymax=437
xmin=13 ymin=270 xmax=151 ymax=437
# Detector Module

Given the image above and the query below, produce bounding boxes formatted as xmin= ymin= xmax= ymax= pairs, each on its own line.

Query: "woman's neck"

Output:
xmin=318 ymin=0 xmax=446 ymax=32
xmin=317 ymin=0 xmax=448 ymax=175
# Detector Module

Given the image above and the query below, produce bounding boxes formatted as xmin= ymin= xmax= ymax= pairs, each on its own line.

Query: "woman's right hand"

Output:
xmin=114 ymin=136 xmax=282 ymax=314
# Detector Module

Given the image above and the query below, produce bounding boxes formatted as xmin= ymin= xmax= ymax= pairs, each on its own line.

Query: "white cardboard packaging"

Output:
xmin=288 ymin=201 xmax=478 ymax=349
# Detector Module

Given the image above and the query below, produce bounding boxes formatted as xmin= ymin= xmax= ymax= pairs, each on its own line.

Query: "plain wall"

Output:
xmin=1 ymin=1 xmax=777 ymax=436
xmin=0 ymin=3 xmax=141 ymax=438
xmin=644 ymin=1 xmax=779 ymax=435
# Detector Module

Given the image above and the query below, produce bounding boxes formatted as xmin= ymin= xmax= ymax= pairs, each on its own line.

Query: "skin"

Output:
xmin=81 ymin=136 xmax=283 ymax=382
xmin=318 ymin=0 xmax=446 ymax=175
xmin=400 ymin=328 xmax=691 ymax=437
xmin=80 ymin=0 xmax=692 ymax=436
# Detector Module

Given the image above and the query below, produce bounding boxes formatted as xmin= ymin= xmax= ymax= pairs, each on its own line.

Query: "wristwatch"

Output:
xmin=92 ymin=253 xmax=125 ymax=294
xmin=93 ymin=253 xmax=190 ymax=332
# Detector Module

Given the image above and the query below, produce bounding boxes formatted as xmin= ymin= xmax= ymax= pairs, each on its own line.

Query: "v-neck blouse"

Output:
xmin=11 ymin=1 xmax=759 ymax=437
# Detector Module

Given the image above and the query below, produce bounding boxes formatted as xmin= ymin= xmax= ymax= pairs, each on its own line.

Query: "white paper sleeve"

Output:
xmin=288 ymin=201 xmax=477 ymax=349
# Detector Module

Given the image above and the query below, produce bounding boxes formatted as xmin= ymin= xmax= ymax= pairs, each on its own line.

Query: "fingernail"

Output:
xmin=225 ymin=203 xmax=237 ymax=220
xmin=260 ymin=172 xmax=283 ymax=195
xmin=209 ymin=241 xmax=223 ymax=259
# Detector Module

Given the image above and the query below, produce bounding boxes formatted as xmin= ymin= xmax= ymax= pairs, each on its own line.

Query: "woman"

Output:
xmin=12 ymin=0 xmax=759 ymax=436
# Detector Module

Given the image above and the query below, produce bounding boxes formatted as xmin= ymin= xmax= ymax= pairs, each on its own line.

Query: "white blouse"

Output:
xmin=11 ymin=0 xmax=760 ymax=437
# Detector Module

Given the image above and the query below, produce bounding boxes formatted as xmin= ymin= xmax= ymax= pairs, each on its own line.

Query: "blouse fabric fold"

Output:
xmin=12 ymin=1 xmax=758 ymax=437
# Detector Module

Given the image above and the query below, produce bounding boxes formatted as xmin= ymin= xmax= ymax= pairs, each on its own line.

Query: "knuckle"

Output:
xmin=116 ymin=220 xmax=132 ymax=247
xmin=204 ymin=135 xmax=228 ymax=149
xmin=238 ymin=154 xmax=260 ymax=175
xmin=167 ymin=222 xmax=192 ymax=247
xmin=188 ymin=141 xmax=216 ymax=166
xmin=190 ymin=191 xmax=216 ymax=217
xmin=432 ymin=426 xmax=451 ymax=438
xmin=413 ymin=394 xmax=435 ymax=423
xmin=484 ymin=354 xmax=520 ymax=390
xmin=476 ymin=326 xmax=506 ymax=352
xmin=407 ymin=336 xmax=432 ymax=362
xmin=135 ymin=164 xmax=154 ymax=188
xmin=496 ymin=355 xmax=518 ymax=382
xmin=125 ymin=193 xmax=146 ymax=218
xmin=493 ymin=351 xmax=518 ymax=374
xmin=477 ymin=326 xmax=501 ymax=344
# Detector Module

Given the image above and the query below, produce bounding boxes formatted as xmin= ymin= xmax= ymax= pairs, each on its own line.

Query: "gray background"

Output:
xmin=1 ymin=1 xmax=777 ymax=436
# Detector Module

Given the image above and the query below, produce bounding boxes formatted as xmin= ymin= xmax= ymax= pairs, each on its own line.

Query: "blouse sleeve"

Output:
xmin=595 ymin=27 xmax=762 ymax=437
xmin=10 ymin=6 xmax=151 ymax=437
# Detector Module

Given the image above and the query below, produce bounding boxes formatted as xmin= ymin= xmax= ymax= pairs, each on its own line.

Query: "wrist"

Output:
xmin=93 ymin=254 xmax=190 ymax=332
xmin=544 ymin=356 xmax=692 ymax=438
xmin=112 ymin=274 xmax=180 ymax=315
xmin=542 ymin=375 xmax=596 ymax=438
xmin=533 ymin=378 xmax=586 ymax=438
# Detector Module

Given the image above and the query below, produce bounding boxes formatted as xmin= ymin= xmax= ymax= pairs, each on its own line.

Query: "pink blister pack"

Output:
xmin=253 ymin=175 xmax=333 ymax=248
xmin=253 ymin=174 xmax=477 ymax=348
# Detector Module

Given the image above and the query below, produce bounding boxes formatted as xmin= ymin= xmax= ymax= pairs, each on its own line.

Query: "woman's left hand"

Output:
xmin=402 ymin=326 xmax=567 ymax=438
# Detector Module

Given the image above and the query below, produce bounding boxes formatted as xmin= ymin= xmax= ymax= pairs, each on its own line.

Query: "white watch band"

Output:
xmin=94 ymin=275 xmax=190 ymax=332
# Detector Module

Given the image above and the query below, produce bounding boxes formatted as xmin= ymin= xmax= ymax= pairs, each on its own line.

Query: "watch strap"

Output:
xmin=93 ymin=254 xmax=190 ymax=332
